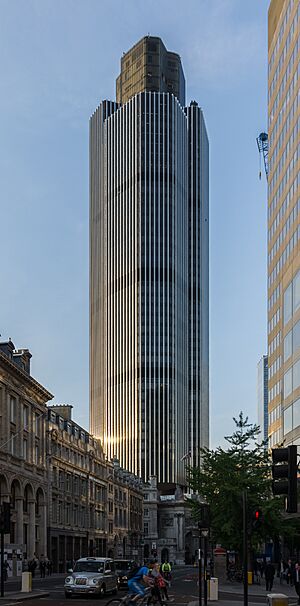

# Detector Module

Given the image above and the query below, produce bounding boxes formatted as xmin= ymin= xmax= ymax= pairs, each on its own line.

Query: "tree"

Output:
xmin=187 ymin=412 xmax=299 ymax=558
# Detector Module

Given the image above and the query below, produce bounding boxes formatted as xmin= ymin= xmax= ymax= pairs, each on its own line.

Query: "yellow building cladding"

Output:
xmin=267 ymin=0 xmax=300 ymax=448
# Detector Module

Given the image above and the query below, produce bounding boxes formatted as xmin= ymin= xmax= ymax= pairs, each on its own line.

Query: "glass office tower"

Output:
xmin=90 ymin=37 xmax=209 ymax=484
xmin=257 ymin=355 xmax=268 ymax=444
xmin=268 ymin=1 xmax=300 ymax=449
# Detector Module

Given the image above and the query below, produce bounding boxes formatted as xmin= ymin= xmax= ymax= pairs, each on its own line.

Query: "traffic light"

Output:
xmin=251 ymin=508 xmax=263 ymax=532
xmin=198 ymin=504 xmax=210 ymax=529
xmin=0 ymin=503 xmax=11 ymax=534
xmin=272 ymin=445 xmax=298 ymax=513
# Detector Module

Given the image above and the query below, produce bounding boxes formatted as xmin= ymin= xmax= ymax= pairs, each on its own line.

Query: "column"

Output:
xmin=16 ymin=497 xmax=24 ymax=546
xmin=39 ymin=501 xmax=47 ymax=557
xmin=28 ymin=499 xmax=36 ymax=560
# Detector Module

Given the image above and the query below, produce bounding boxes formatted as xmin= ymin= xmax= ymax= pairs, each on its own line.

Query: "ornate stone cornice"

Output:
xmin=0 ymin=351 xmax=53 ymax=403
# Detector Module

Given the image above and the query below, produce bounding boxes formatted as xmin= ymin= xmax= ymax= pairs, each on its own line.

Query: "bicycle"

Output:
xmin=106 ymin=587 xmax=159 ymax=606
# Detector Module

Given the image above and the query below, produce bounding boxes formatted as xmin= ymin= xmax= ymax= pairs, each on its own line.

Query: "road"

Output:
xmin=0 ymin=567 xmax=297 ymax=606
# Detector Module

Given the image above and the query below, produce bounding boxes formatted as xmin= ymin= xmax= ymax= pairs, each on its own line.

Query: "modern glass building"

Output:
xmin=90 ymin=37 xmax=209 ymax=485
xmin=257 ymin=355 xmax=268 ymax=444
xmin=268 ymin=1 xmax=300 ymax=449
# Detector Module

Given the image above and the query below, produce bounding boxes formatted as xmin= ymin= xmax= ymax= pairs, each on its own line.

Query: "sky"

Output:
xmin=0 ymin=0 xmax=269 ymax=448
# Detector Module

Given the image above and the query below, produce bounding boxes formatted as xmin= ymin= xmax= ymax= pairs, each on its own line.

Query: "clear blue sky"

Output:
xmin=0 ymin=0 xmax=269 ymax=447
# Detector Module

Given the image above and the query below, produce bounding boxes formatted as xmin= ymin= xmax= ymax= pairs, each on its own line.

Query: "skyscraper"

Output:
xmin=257 ymin=355 xmax=268 ymax=443
xmin=267 ymin=1 xmax=300 ymax=449
xmin=90 ymin=36 xmax=209 ymax=485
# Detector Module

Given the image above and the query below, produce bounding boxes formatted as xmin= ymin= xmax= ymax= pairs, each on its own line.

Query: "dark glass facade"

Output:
xmin=90 ymin=40 xmax=209 ymax=485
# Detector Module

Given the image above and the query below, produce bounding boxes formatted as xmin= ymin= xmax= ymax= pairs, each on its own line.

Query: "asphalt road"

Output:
xmin=1 ymin=567 xmax=297 ymax=606
xmin=0 ymin=567 xmax=200 ymax=606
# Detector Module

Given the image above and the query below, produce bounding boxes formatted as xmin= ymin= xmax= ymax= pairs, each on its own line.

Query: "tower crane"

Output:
xmin=256 ymin=132 xmax=269 ymax=181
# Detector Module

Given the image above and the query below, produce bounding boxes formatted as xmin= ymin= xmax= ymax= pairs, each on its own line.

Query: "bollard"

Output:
xmin=266 ymin=594 xmax=288 ymax=606
xmin=21 ymin=571 xmax=32 ymax=592
xmin=208 ymin=577 xmax=218 ymax=601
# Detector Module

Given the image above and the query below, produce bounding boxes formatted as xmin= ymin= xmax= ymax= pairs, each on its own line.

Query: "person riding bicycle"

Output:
xmin=150 ymin=562 xmax=172 ymax=603
xmin=161 ymin=561 xmax=171 ymax=582
xmin=127 ymin=562 xmax=154 ymax=601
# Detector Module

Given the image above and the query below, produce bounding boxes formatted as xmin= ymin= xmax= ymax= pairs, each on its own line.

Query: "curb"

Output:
xmin=0 ymin=591 xmax=49 ymax=601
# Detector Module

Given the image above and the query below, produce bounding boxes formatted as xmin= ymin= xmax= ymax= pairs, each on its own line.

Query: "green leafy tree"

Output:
xmin=187 ymin=412 xmax=299 ymax=557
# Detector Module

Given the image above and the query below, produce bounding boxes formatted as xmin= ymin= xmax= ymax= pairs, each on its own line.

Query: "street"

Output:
xmin=0 ymin=567 xmax=299 ymax=606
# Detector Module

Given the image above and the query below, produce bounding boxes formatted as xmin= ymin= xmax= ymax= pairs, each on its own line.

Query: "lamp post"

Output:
xmin=196 ymin=503 xmax=210 ymax=606
xmin=201 ymin=529 xmax=209 ymax=606
xmin=198 ymin=523 xmax=202 ymax=606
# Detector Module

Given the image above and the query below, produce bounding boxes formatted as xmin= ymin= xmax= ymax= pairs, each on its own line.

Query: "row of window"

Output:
xmin=270 ymin=143 xmax=299 ymax=210
xmin=269 ymin=195 xmax=300 ymax=265
xmin=49 ymin=411 xmax=88 ymax=442
xmin=268 ymin=284 xmax=281 ymax=313
xmin=269 ymin=403 xmax=282 ymax=426
xmin=9 ymin=433 xmax=40 ymax=464
xmin=52 ymin=500 xmax=105 ymax=529
xmin=269 ymin=379 xmax=281 ymax=403
xmin=269 ymin=5 xmax=299 ymax=98
xmin=268 ymin=307 xmax=281 ymax=334
xmin=269 ymin=87 xmax=299 ymax=174
xmin=268 ymin=175 xmax=300 ymax=242
xmin=268 ymin=223 xmax=300 ymax=288
xmin=269 ymin=427 xmax=283 ymax=448
xmin=284 ymin=397 xmax=300 ymax=434
xmin=284 ymin=317 xmax=300 ymax=361
xmin=269 ymin=43 xmax=299 ymax=130
xmin=51 ymin=441 xmax=105 ymax=476
xmin=10 ymin=396 xmax=41 ymax=436
xmin=269 ymin=355 xmax=282 ymax=380
xmin=283 ymin=269 xmax=300 ymax=324
xmin=269 ymin=117 xmax=300 ymax=193
xmin=269 ymin=0 xmax=295 ymax=73
xmin=269 ymin=331 xmax=281 ymax=357
xmin=284 ymin=358 xmax=300 ymax=398
xmin=269 ymin=139 xmax=300 ymax=217
xmin=114 ymin=508 xmax=127 ymax=528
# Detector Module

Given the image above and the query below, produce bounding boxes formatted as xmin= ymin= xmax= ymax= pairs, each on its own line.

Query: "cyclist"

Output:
xmin=161 ymin=561 xmax=171 ymax=583
xmin=127 ymin=562 xmax=154 ymax=602
xmin=150 ymin=562 xmax=172 ymax=603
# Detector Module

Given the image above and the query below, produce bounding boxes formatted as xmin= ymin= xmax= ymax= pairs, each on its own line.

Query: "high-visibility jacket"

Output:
xmin=162 ymin=563 xmax=171 ymax=572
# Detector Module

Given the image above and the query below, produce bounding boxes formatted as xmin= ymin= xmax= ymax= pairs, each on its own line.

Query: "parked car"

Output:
xmin=114 ymin=560 xmax=136 ymax=589
xmin=64 ymin=557 xmax=118 ymax=598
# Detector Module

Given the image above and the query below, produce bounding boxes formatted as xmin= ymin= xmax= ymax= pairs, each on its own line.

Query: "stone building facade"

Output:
xmin=0 ymin=340 xmax=144 ymax=576
xmin=0 ymin=340 xmax=53 ymax=574
xmin=47 ymin=405 xmax=143 ymax=572
xmin=143 ymin=477 xmax=198 ymax=565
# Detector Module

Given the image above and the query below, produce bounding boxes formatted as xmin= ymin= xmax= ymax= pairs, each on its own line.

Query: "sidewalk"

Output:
xmin=219 ymin=576 xmax=298 ymax=598
xmin=187 ymin=575 xmax=299 ymax=605
xmin=189 ymin=601 xmax=297 ymax=606
xmin=0 ymin=591 xmax=49 ymax=602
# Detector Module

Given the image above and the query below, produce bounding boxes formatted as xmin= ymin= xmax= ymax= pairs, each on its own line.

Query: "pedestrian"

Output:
xmin=39 ymin=555 xmax=46 ymax=578
xmin=3 ymin=560 xmax=10 ymax=581
xmin=286 ymin=559 xmax=294 ymax=586
xmin=259 ymin=560 xmax=265 ymax=579
xmin=29 ymin=557 xmax=37 ymax=578
xmin=265 ymin=561 xmax=275 ymax=592
xmin=294 ymin=562 xmax=300 ymax=605
xmin=278 ymin=559 xmax=286 ymax=584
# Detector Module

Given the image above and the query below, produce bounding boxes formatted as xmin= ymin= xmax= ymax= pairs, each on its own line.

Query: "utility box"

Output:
xmin=266 ymin=594 xmax=288 ymax=606
xmin=208 ymin=577 xmax=218 ymax=601
xmin=21 ymin=572 xmax=32 ymax=592
xmin=248 ymin=571 xmax=253 ymax=584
